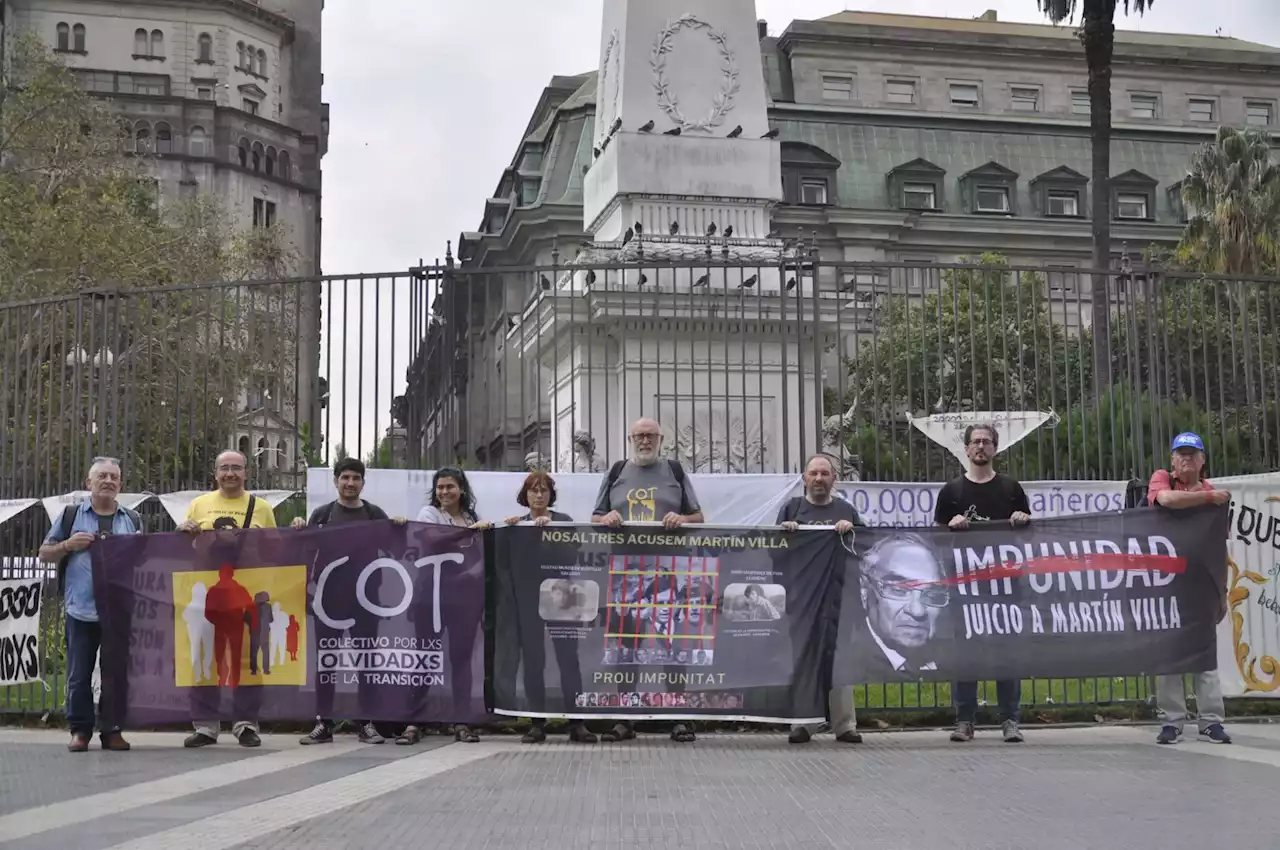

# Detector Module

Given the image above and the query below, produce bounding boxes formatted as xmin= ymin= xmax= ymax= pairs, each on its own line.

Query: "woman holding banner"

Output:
xmin=398 ymin=468 xmax=490 ymax=746
xmin=504 ymin=471 xmax=597 ymax=744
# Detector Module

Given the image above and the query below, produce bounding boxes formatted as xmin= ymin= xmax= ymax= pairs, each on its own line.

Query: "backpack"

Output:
xmin=54 ymin=502 xmax=144 ymax=594
xmin=1124 ymin=478 xmax=1149 ymax=509
xmin=604 ymin=459 xmax=692 ymax=513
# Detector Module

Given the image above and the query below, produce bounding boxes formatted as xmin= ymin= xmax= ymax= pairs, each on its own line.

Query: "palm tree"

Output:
xmin=1179 ymin=125 xmax=1280 ymax=415
xmin=1038 ymin=0 xmax=1154 ymax=393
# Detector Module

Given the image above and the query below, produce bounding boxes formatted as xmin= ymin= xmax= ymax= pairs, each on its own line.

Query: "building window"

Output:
xmin=197 ymin=86 xmax=213 ymax=100
xmin=237 ymin=41 xmax=246 ymax=69
xmin=154 ymin=121 xmax=172 ymax=154
xmin=237 ymin=138 xmax=249 ymax=167
xmin=1010 ymin=86 xmax=1040 ymax=112
xmin=257 ymin=49 xmax=267 ymax=77
xmin=1130 ymin=93 xmax=1158 ymax=120
xmin=243 ymin=98 xmax=260 ymax=115
xmin=278 ymin=150 xmax=291 ymax=180
xmin=903 ymin=182 xmax=936 ymax=210
xmin=975 ymin=186 xmax=1010 ymax=213
xmin=1046 ymin=265 xmax=1079 ymax=294
xmin=197 ymin=32 xmax=212 ymax=62
xmin=246 ymin=44 xmax=257 ymax=74
xmin=821 ymin=73 xmax=853 ymax=101
xmin=1071 ymin=89 xmax=1090 ymax=115
xmin=1116 ymin=193 xmax=1148 ymax=219
xmin=1189 ymin=98 xmax=1215 ymax=122
xmin=1247 ymin=101 xmax=1273 ymax=127
xmin=56 ymin=22 xmax=70 ymax=51
xmin=134 ymin=124 xmax=151 ymax=154
xmin=133 ymin=77 xmax=166 ymax=96
xmin=253 ymin=197 xmax=276 ymax=228
xmin=265 ymin=146 xmax=277 ymax=177
xmin=886 ymin=79 xmax=915 ymax=105
xmin=73 ymin=24 xmax=86 ymax=52
xmin=800 ymin=178 xmax=829 ymax=205
xmin=150 ymin=30 xmax=164 ymax=59
xmin=134 ymin=28 xmax=147 ymax=56
xmin=949 ymin=83 xmax=979 ymax=108
xmin=188 ymin=126 xmax=207 ymax=157
xmin=251 ymin=141 xmax=264 ymax=171
xmin=1046 ymin=190 xmax=1079 ymax=216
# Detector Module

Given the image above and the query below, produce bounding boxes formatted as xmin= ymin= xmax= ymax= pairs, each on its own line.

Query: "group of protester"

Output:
xmin=42 ymin=416 xmax=1232 ymax=753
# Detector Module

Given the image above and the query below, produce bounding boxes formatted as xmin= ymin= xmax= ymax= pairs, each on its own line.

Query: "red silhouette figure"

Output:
xmin=204 ymin=563 xmax=256 ymax=687
xmin=286 ymin=614 xmax=300 ymax=661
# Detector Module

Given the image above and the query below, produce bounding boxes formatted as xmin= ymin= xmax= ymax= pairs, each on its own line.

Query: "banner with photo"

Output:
xmin=1216 ymin=472 xmax=1280 ymax=698
xmin=94 ymin=521 xmax=488 ymax=726
xmin=0 ymin=578 xmax=42 ymax=686
xmin=833 ymin=505 xmax=1228 ymax=684
xmin=308 ymin=467 xmax=1129 ymax=532
xmin=491 ymin=524 xmax=838 ymax=723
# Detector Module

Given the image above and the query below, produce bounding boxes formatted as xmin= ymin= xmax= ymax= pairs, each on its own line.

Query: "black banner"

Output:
xmin=492 ymin=524 xmax=839 ymax=722
xmin=833 ymin=504 xmax=1228 ymax=683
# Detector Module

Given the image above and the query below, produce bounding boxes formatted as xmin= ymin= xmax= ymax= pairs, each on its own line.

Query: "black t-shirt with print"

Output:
xmin=775 ymin=498 xmax=862 ymax=527
xmin=307 ymin=500 xmax=391 ymax=526
xmin=934 ymin=474 xmax=1030 ymax=525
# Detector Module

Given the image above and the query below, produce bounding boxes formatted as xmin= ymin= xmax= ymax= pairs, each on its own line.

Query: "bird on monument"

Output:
xmin=600 ymin=136 xmax=610 ymax=152
xmin=593 ymin=146 xmax=601 ymax=158
xmin=637 ymin=273 xmax=649 ymax=285
xmin=634 ymin=222 xmax=643 ymax=235
xmin=638 ymin=120 xmax=655 ymax=132
xmin=706 ymin=222 xmax=717 ymax=237
xmin=767 ymin=226 xmax=781 ymax=238
xmin=669 ymin=221 xmax=680 ymax=235
xmin=693 ymin=274 xmax=710 ymax=287
xmin=724 ymin=225 xmax=734 ymax=238
xmin=786 ymin=277 xmax=797 ymax=291
xmin=727 ymin=125 xmax=743 ymax=138
xmin=506 ymin=316 xmax=516 ymax=331
xmin=610 ymin=117 xmax=623 ymax=135
xmin=738 ymin=275 xmax=758 ymax=289
xmin=585 ymin=270 xmax=597 ymax=285
xmin=760 ymin=128 xmax=780 ymax=139
xmin=539 ymin=275 xmax=552 ymax=291
xmin=663 ymin=126 xmax=682 ymax=136
xmin=622 ymin=227 xmax=634 ymax=245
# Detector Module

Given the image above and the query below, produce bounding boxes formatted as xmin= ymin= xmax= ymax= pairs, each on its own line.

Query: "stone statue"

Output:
xmin=821 ymin=401 xmax=860 ymax=479
xmin=557 ymin=430 xmax=604 ymax=473
xmin=524 ymin=451 xmax=549 ymax=472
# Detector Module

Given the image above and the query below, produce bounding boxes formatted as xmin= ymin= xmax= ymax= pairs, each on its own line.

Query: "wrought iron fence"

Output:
xmin=3 ymin=254 xmax=1276 ymax=718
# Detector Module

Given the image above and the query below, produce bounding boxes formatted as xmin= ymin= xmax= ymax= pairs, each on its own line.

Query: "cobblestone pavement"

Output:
xmin=1 ymin=723 xmax=1276 ymax=850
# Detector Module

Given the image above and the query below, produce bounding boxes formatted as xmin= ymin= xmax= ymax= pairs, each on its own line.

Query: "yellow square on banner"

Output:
xmin=172 ymin=565 xmax=308 ymax=688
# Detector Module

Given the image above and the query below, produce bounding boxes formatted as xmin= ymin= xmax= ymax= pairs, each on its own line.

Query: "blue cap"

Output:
xmin=1172 ymin=432 xmax=1204 ymax=452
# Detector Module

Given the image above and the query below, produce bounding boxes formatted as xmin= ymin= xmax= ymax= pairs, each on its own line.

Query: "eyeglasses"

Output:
xmin=217 ymin=464 xmax=245 ymax=472
xmin=630 ymin=432 xmax=660 ymax=442
xmin=968 ymin=439 xmax=994 ymax=447
xmin=867 ymin=576 xmax=949 ymax=608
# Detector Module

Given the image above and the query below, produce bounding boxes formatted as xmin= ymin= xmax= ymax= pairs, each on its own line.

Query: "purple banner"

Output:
xmin=94 ymin=521 xmax=488 ymax=727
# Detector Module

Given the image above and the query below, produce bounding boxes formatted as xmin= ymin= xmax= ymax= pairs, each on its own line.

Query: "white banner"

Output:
xmin=910 ymin=411 xmax=1055 ymax=471
xmin=1215 ymin=472 xmax=1280 ymax=698
xmin=0 ymin=498 xmax=39 ymax=530
xmin=156 ymin=489 xmax=296 ymax=526
xmin=41 ymin=492 xmax=152 ymax=525
xmin=0 ymin=578 xmax=43 ymax=686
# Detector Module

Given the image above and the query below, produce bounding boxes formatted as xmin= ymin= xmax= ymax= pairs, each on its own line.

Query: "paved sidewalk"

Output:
xmin=1 ymin=724 xmax=1275 ymax=849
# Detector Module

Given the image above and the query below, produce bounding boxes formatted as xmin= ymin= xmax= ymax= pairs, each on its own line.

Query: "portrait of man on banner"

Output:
xmin=853 ymin=533 xmax=951 ymax=677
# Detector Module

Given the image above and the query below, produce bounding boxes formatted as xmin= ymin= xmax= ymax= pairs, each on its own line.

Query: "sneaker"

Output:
xmin=835 ymin=730 xmax=863 ymax=744
xmin=950 ymin=722 xmax=975 ymax=742
xmin=67 ymin=733 xmax=90 ymax=753
xmin=184 ymin=731 xmax=217 ymax=748
xmin=1156 ymin=725 xmax=1181 ymax=745
xmin=237 ymin=728 xmax=262 ymax=748
xmin=300 ymin=721 xmax=333 ymax=745
xmin=1199 ymin=724 xmax=1232 ymax=744
xmin=1002 ymin=720 xmax=1024 ymax=743
xmin=101 ymin=731 xmax=131 ymax=751
xmin=788 ymin=727 xmax=811 ymax=745
xmin=358 ymin=722 xmax=386 ymax=744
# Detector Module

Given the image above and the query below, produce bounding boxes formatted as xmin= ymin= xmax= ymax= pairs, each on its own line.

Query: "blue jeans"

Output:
xmin=65 ymin=615 xmax=116 ymax=736
xmin=954 ymin=679 xmax=1021 ymax=724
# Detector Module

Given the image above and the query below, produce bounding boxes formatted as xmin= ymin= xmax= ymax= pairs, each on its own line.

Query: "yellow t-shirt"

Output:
xmin=185 ymin=491 xmax=277 ymax=531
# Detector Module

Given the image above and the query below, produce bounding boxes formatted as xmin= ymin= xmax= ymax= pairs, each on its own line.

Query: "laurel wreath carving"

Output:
xmin=597 ymin=29 xmax=620 ymax=146
xmin=1229 ymin=494 xmax=1280 ymax=693
xmin=649 ymin=15 xmax=740 ymax=133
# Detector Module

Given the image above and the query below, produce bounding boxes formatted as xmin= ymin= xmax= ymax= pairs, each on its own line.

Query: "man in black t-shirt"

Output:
xmin=779 ymin=454 xmax=863 ymax=746
xmin=292 ymin=458 xmax=401 ymax=745
xmin=933 ymin=423 xmax=1031 ymax=744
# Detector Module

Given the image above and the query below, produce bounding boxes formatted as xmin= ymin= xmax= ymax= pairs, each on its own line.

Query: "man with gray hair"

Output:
xmin=857 ymin=533 xmax=947 ymax=675
xmin=40 ymin=457 xmax=144 ymax=753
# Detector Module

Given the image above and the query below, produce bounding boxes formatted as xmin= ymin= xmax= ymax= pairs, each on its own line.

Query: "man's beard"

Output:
xmin=807 ymin=483 xmax=831 ymax=501
xmin=969 ymin=455 xmax=991 ymax=466
xmin=632 ymin=450 xmax=657 ymax=466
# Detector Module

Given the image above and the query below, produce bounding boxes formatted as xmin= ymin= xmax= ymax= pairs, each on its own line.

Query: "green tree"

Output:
xmin=0 ymin=37 xmax=303 ymax=496
xmin=1038 ymin=0 xmax=1155 ymax=390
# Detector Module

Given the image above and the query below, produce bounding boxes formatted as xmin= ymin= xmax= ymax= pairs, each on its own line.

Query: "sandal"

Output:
xmin=395 ymin=725 xmax=422 ymax=746
xmin=521 ymin=725 xmax=547 ymax=744
xmin=454 ymin=724 xmax=480 ymax=743
xmin=568 ymin=723 xmax=598 ymax=744
xmin=600 ymin=722 xmax=636 ymax=743
xmin=670 ymin=723 xmax=696 ymax=743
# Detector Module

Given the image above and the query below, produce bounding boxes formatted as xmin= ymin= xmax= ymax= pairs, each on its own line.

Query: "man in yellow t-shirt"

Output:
xmin=178 ymin=449 xmax=276 ymax=749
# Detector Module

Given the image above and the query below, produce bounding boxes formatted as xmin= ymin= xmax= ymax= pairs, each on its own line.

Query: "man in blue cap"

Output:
xmin=1146 ymin=431 xmax=1232 ymax=745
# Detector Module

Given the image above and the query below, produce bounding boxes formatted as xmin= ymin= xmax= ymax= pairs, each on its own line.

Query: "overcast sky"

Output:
xmin=312 ymin=0 xmax=1278 ymax=460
